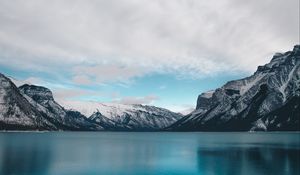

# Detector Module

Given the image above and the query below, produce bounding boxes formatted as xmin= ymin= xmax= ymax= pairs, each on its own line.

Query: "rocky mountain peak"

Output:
xmin=196 ymin=90 xmax=215 ymax=110
xmin=0 ymin=73 xmax=57 ymax=130
xmin=257 ymin=45 xmax=299 ymax=73
xmin=90 ymin=111 xmax=103 ymax=119
xmin=19 ymin=84 xmax=54 ymax=103
xmin=293 ymin=44 xmax=300 ymax=53
xmin=170 ymin=45 xmax=300 ymax=131
xmin=0 ymin=73 xmax=16 ymax=91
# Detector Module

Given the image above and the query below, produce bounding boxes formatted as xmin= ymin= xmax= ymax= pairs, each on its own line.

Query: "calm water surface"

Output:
xmin=0 ymin=132 xmax=299 ymax=175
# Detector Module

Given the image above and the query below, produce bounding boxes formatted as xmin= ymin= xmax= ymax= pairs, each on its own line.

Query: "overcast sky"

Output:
xmin=0 ymin=0 xmax=299 ymax=112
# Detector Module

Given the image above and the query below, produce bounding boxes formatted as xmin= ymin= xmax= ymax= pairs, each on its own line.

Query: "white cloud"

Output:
xmin=72 ymin=64 xmax=148 ymax=84
xmin=164 ymin=104 xmax=195 ymax=114
xmin=0 ymin=0 xmax=298 ymax=83
xmin=72 ymin=75 xmax=92 ymax=85
xmin=158 ymin=85 xmax=167 ymax=90
xmin=179 ymin=107 xmax=195 ymax=115
xmin=113 ymin=95 xmax=159 ymax=105
xmin=52 ymin=88 xmax=103 ymax=101
xmin=9 ymin=76 xmax=44 ymax=87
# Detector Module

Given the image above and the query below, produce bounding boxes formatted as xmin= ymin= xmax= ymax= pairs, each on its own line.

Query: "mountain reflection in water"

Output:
xmin=0 ymin=132 xmax=299 ymax=175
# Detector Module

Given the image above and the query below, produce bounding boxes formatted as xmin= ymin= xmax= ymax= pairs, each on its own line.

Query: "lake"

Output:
xmin=0 ymin=132 xmax=299 ymax=175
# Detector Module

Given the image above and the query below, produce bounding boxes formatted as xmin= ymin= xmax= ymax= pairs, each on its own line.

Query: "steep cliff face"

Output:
xmin=170 ymin=45 xmax=300 ymax=131
xmin=0 ymin=74 xmax=56 ymax=130
xmin=19 ymin=84 xmax=103 ymax=131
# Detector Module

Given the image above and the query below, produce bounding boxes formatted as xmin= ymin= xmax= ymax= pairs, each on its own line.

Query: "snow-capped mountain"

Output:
xmin=169 ymin=45 xmax=300 ymax=131
xmin=0 ymin=73 xmax=56 ymax=130
xmin=61 ymin=101 xmax=183 ymax=130
xmin=1 ymin=73 xmax=181 ymax=131
xmin=18 ymin=84 xmax=103 ymax=131
xmin=1 ymin=45 xmax=298 ymax=131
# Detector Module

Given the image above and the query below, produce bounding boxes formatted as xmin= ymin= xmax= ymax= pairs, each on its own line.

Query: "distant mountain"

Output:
xmin=18 ymin=84 xmax=102 ymax=131
xmin=0 ymin=73 xmax=181 ymax=131
xmin=168 ymin=45 xmax=300 ymax=131
xmin=61 ymin=101 xmax=183 ymax=131
xmin=1 ymin=45 xmax=299 ymax=132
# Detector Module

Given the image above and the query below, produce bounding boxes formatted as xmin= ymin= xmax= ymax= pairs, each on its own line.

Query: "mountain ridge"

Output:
xmin=1 ymin=45 xmax=299 ymax=131
xmin=0 ymin=73 xmax=57 ymax=130
xmin=61 ymin=100 xmax=183 ymax=131
xmin=0 ymin=76 xmax=182 ymax=131
xmin=168 ymin=45 xmax=300 ymax=131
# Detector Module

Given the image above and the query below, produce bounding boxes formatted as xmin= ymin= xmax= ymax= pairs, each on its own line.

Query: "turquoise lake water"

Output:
xmin=0 ymin=132 xmax=299 ymax=175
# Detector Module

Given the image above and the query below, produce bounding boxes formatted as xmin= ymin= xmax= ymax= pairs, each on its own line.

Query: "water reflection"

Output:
xmin=0 ymin=132 xmax=299 ymax=175
xmin=197 ymin=146 xmax=300 ymax=175
xmin=0 ymin=133 xmax=52 ymax=175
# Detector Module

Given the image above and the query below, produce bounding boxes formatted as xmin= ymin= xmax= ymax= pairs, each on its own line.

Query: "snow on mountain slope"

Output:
xmin=60 ymin=100 xmax=140 ymax=117
xmin=60 ymin=100 xmax=183 ymax=130
xmin=0 ymin=73 xmax=56 ymax=130
xmin=178 ymin=107 xmax=195 ymax=115
xmin=1 ymin=74 xmax=181 ymax=131
xmin=169 ymin=45 xmax=300 ymax=131
xmin=18 ymin=84 xmax=103 ymax=131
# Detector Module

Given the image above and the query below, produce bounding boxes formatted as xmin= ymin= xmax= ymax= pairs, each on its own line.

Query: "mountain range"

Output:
xmin=0 ymin=74 xmax=182 ymax=131
xmin=59 ymin=100 xmax=182 ymax=131
xmin=0 ymin=45 xmax=299 ymax=131
xmin=168 ymin=45 xmax=300 ymax=131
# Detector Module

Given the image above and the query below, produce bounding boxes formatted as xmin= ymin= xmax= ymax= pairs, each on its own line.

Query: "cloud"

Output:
xmin=0 ymin=0 xmax=298 ymax=83
xmin=179 ymin=107 xmax=195 ymax=115
xmin=72 ymin=64 xmax=148 ymax=84
xmin=52 ymin=88 xmax=103 ymax=101
xmin=9 ymin=76 xmax=45 ymax=87
xmin=158 ymin=85 xmax=166 ymax=90
xmin=164 ymin=104 xmax=195 ymax=114
xmin=72 ymin=75 xmax=92 ymax=85
xmin=113 ymin=95 xmax=159 ymax=105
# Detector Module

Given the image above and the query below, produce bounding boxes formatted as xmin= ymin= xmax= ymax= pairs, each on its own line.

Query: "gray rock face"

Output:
xmin=0 ymin=74 xmax=56 ymax=130
xmin=19 ymin=84 xmax=54 ymax=103
xmin=0 ymin=73 xmax=181 ymax=131
xmin=170 ymin=45 xmax=300 ymax=131
xmin=196 ymin=90 xmax=215 ymax=113
xmin=18 ymin=84 xmax=103 ymax=131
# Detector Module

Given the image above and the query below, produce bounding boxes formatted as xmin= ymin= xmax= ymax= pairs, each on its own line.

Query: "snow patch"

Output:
xmin=179 ymin=107 xmax=195 ymax=115
xmin=250 ymin=119 xmax=267 ymax=131
xmin=200 ymin=90 xmax=215 ymax=98
xmin=59 ymin=100 xmax=146 ymax=118
xmin=240 ymin=73 xmax=265 ymax=95
xmin=279 ymin=66 xmax=297 ymax=101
